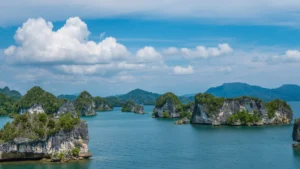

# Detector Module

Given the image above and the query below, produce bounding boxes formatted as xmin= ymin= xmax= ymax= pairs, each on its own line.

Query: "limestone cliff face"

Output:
xmin=293 ymin=119 xmax=300 ymax=142
xmin=18 ymin=103 xmax=45 ymax=114
xmin=0 ymin=122 xmax=91 ymax=161
xmin=191 ymin=95 xmax=293 ymax=126
xmin=55 ymin=101 xmax=78 ymax=118
xmin=153 ymin=100 xmax=180 ymax=118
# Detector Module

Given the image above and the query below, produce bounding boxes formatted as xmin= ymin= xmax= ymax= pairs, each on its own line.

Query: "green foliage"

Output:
xmin=72 ymin=147 xmax=80 ymax=157
xmin=179 ymin=111 xmax=192 ymax=119
xmin=118 ymin=89 xmax=160 ymax=105
xmin=121 ymin=100 xmax=135 ymax=112
xmin=0 ymin=113 xmax=81 ymax=142
xmin=58 ymin=152 xmax=64 ymax=160
xmin=195 ymin=93 xmax=224 ymax=117
xmin=155 ymin=92 xmax=181 ymax=108
xmin=265 ymin=99 xmax=292 ymax=119
xmin=58 ymin=113 xmax=80 ymax=131
xmin=227 ymin=110 xmax=261 ymax=125
xmin=75 ymin=91 xmax=94 ymax=114
xmin=94 ymin=96 xmax=112 ymax=111
xmin=16 ymin=86 xmax=61 ymax=114
xmin=0 ymin=93 xmax=17 ymax=116
xmin=162 ymin=112 xmax=170 ymax=118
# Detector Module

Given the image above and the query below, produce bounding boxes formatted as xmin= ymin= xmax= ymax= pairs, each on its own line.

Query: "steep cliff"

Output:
xmin=121 ymin=101 xmax=145 ymax=114
xmin=75 ymin=91 xmax=96 ymax=116
xmin=152 ymin=92 xmax=182 ymax=118
xmin=293 ymin=119 xmax=300 ymax=143
xmin=55 ymin=100 xmax=78 ymax=118
xmin=0 ymin=113 xmax=91 ymax=162
xmin=94 ymin=96 xmax=113 ymax=111
xmin=191 ymin=93 xmax=293 ymax=126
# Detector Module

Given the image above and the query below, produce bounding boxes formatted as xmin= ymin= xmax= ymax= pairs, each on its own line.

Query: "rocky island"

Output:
xmin=293 ymin=118 xmax=300 ymax=148
xmin=152 ymin=92 xmax=194 ymax=124
xmin=0 ymin=86 xmax=92 ymax=162
xmin=75 ymin=91 xmax=96 ymax=116
xmin=94 ymin=96 xmax=113 ymax=111
xmin=121 ymin=100 xmax=146 ymax=114
xmin=191 ymin=93 xmax=293 ymax=126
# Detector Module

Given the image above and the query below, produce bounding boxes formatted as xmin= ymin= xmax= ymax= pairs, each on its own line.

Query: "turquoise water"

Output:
xmin=1 ymin=102 xmax=300 ymax=169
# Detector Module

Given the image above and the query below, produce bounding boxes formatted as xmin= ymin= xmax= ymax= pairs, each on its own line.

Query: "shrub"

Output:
xmin=179 ymin=111 xmax=192 ymax=119
xmin=58 ymin=113 xmax=80 ymax=131
xmin=227 ymin=110 xmax=261 ymax=125
xmin=162 ymin=112 xmax=170 ymax=118
xmin=72 ymin=147 xmax=80 ymax=157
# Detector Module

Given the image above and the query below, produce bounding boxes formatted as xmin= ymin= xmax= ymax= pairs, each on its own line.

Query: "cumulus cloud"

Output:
xmin=163 ymin=43 xmax=233 ymax=59
xmin=4 ymin=17 xmax=129 ymax=64
xmin=136 ymin=46 xmax=163 ymax=63
xmin=253 ymin=50 xmax=300 ymax=64
xmin=173 ymin=65 xmax=194 ymax=75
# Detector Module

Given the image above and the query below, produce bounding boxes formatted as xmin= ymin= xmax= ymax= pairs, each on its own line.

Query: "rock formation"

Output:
xmin=75 ymin=91 xmax=96 ymax=116
xmin=94 ymin=96 xmax=113 ymax=111
xmin=293 ymin=118 xmax=300 ymax=148
xmin=191 ymin=93 xmax=293 ymax=126
xmin=18 ymin=103 xmax=45 ymax=114
xmin=121 ymin=101 xmax=146 ymax=114
xmin=0 ymin=113 xmax=91 ymax=162
xmin=55 ymin=100 xmax=78 ymax=118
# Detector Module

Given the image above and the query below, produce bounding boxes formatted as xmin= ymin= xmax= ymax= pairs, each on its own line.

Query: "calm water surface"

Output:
xmin=1 ymin=102 xmax=300 ymax=169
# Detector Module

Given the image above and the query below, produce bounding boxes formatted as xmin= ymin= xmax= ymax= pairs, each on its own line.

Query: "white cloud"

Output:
xmin=136 ymin=46 xmax=163 ymax=63
xmin=4 ymin=17 xmax=130 ymax=64
xmin=163 ymin=47 xmax=179 ymax=55
xmin=163 ymin=43 xmax=233 ymax=59
xmin=173 ymin=65 xmax=194 ymax=75
xmin=253 ymin=49 xmax=300 ymax=64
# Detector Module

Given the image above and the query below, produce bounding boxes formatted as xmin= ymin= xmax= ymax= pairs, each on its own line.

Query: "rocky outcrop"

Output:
xmin=94 ymin=97 xmax=113 ymax=112
xmin=0 ymin=121 xmax=91 ymax=162
xmin=55 ymin=101 xmax=78 ymax=118
xmin=152 ymin=92 xmax=182 ymax=118
xmin=174 ymin=117 xmax=190 ymax=125
xmin=121 ymin=101 xmax=146 ymax=114
xmin=293 ymin=119 xmax=300 ymax=142
xmin=75 ymin=91 xmax=96 ymax=116
xmin=18 ymin=103 xmax=45 ymax=114
xmin=191 ymin=94 xmax=293 ymax=126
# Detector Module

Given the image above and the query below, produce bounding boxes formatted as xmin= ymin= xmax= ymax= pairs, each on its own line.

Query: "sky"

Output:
xmin=1 ymin=0 xmax=300 ymax=96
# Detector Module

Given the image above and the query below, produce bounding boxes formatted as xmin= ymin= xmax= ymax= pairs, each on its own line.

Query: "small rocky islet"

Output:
xmin=152 ymin=92 xmax=293 ymax=126
xmin=121 ymin=100 xmax=146 ymax=114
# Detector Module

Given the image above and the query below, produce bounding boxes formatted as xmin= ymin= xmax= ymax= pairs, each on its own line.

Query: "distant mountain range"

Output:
xmin=205 ymin=82 xmax=300 ymax=101
xmin=0 ymin=86 xmax=22 ymax=100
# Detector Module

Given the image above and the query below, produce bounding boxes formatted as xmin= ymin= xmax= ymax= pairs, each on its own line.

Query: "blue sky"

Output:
xmin=1 ymin=0 xmax=300 ymax=96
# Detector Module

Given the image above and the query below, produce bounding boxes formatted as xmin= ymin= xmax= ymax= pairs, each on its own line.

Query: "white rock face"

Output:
xmin=19 ymin=103 xmax=45 ymax=114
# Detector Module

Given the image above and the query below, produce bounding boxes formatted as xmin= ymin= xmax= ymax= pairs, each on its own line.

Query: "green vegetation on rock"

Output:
xmin=75 ymin=91 xmax=94 ymax=115
xmin=94 ymin=96 xmax=112 ymax=111
xmin=121 ymin=100 xmax=135 ymax=112
xmin=105 ymin=96 xmax=123 ymax=107
xmin=57 ymin=94 xmax=77 ymax=101
xmin=0 ymin=113 xmax=80 ymax=142
xmin=195 ymin=93 xmax=224 ymax=117
xmin=265 ymin=99 xmax=292 ymax=119
xmin=0 ymin=93 xmax=16 ymax=116
xmin=227 ymin=110 xmax=261 ymax=125
xmin=162 ymin=112 xmax=170 ymax=118
xmin=15 ymin=86 xmax=61 ymax=114
xmin=155 ymin=92 xmax=181 ymax=108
